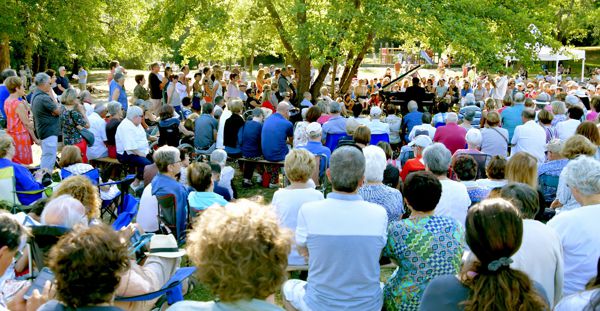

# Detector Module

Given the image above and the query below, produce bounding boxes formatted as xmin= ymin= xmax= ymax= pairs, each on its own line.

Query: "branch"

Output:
xmin=264 ymin=0 xmax=298 ymax=63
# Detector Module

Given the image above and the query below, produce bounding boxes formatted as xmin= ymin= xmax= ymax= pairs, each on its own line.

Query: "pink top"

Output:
xmin=586 ymin=111 xmax=598 ymax=122
xmin=433 ymin=123 xmax=467 ymax=154
xmin=317 ymin=115 xmax=332 ymax=125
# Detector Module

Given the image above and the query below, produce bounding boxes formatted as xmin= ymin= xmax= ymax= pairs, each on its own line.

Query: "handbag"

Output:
xmin=69 ymin=110 xmax=95 ymax=145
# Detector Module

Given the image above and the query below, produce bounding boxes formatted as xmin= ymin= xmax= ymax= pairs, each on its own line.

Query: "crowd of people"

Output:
xmin=0 ymin=59 xmax=599 ymax=311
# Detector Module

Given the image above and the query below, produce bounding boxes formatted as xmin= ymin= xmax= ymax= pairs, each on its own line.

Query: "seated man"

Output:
xmin=322 ymin=101 xmax=347 ymax=139
xmin=297 ymin=122 xmax=331 ymax=175
xmin=194 ymin=102 xmax=218 ymax=154
xmin=240 ymin=108 xmax=264 ymax=187
xmin=433 ymin=112 xmax=467 ymax=154
xmin=367 ymin=106 xmax=390 ymax=135
xmin=401 ymin=101 xmax=423 ymax=143
xmin=150 ymin=146 xmax=189 ymax=242
xmin=511 ymin=108 xmax=546 ymax=163
xmin=261 ymin=102 xmax=294 ymax=187
xmin=186 ymin=162 xmax=228 ymax=215
xmin=282 ymin=146 xmax=388 ymax=311
xmin=401 ymin=135 xmax=432 ymax=181
xmin=115 ymin=106 xmax=151 ymax=189
xmin=408 ymin=112 xmax=436 ymax=141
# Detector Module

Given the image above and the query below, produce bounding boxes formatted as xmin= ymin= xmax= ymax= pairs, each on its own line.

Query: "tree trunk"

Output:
xmin=309 ymin=61 xmax=331 ymax=101
xmin=339 ymin=32 xmax=374 ymax=95
xmin=330 ymin=58 xmax=337 ymax=97
xmin=338 ymin=50 xmax=354 ymax=89
xmin=0 ymin=34 xmax=10 ymax=70
xmin=248 ymin=50 xmax=254 ymax=75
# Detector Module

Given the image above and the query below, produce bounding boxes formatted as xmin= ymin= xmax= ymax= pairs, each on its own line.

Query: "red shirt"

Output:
xmin=433 ymin=123 xmax=467 ymax=154
xmin=401 ymin=156 xmax=426 ymax=181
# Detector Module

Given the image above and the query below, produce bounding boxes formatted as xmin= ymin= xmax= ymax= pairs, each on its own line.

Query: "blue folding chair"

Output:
xmin=115 ymin=267 xmax=197 ymax=305
xmin=539 ymin=173 xmax=560 ymax=204
xmin=60 ymin=168 xmax=100 ymax=185
xmin=111 ymin=194 xmax=139 ymax=230
xmin=370 ymin=133 xmax=390 ymax=145
xmin=324 ymin=133 xmax=346 ymax=152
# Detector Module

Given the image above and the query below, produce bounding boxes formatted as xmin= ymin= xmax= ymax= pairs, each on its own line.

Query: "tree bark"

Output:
xmin=330 ymin=58 xmax=337 ymax=97
xmin=309 ymin=62 xmax=331 ymax=101
xmin=0 ymin=34 xmax=10 ymax=70
xmin=339 ymin=32 xmax=374 ymax=95
xmin=338 ymin=50 xmax=354 ymax=90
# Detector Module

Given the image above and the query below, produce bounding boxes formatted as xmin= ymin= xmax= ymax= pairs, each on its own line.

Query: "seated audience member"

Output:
xmin=511 ymin=108 xmax=546 ymax=163
xmin=187 ymin=162 xmax=227 ymax=215
xmin=210 ymin=149 xmax=234 ymax=198
xmin=272 ymin=149 xmax=324 ymax=266
xmin=480 ymin=111 xmax=509 ymax=157
xmin=353 ymin=125 xmax=371 ymax=149
xmin=282 ymin=146 xmax=388 ymax=311
xmin=116 ymin=106 xmax=151 ymax=189
xmin=383 ymin=171 xmax=464 ymax=310
xmin=293 ymin=105 xmax=320 ymax=148
xmin=59 ymin=145 xmax=94 ymax=176
xmin=315 ymin=100 xmax=331 ymax=124
xmin=476 ymin=155 xmax=508 ymax=189
xmin=538 ymin=139 xmax=568 ymax=204
xmin=297 ymin=122 xmax=331 ymax=174
xmin=554 ymin=258 xmax=600 ymax=310
xmin=400 ymin=135 xmax=432 ymax=181
xmin=377 ymin=141 xmax=400 ymax=188
xmin=41 ymin=195 xmax=88 ymax=228
xmin=240 ymin=108 xmax=265 ymax=187
xmin=169 ymin=203 xmax=291 ymax=310
xmin=176 ymin=144 xmax=193 ymax=186
xmin=358 ymin=146 xmax=404 ymax=223
xmin=261 ymin=102 xmax=294 ymax=187
xmin=384 ymin=105 xmax=402 ymax=148
xmin=157 ymin=105 xmax=193 ymax=147
xmin=401 ymin=100 xmax=423 ymax=143
xmin=137 ymin=182 xmax=159 ymax=233
xmin=39 ymin=225 xmax=130 ymax=311
xmin=209 ymin=163 xmax=232 ymax=201
xmin=538 ymin=109 xmax=557 ymax=144
xmin=454 ymin=128 xmax=483 ymax=157
xmin=51 ymin=175 xmax=101 ymax=223
xmin=408 ymin=112 xmax=436 ymax=141
xmin=367 ymin=106 xmax=390 ymax=134
xmin=151 ymin=146 xmax=189 ymax=242
xmin=453 ymin=155 xmax=489 ymax=204
xmin=548 ymin=156 xmax=600 ymax=296
xmin=87 ymin=103 xmax=109 ymax=160
xmin=432 ymin=101 xmax=450 ymax=127
xmin=194 ymin=102 xmax=218 ymax=154
xmin=505 ymin=152 xmax=545 ymax=220
xmin=336 ymin=118 xmax=360 ymax=147
xmin=501 ymin=92 xmax=526 ymax=141
xmin=105 ymin=101 xmax=123 ymax=158
xmin=556 ymin=106 xmax=584 ymax=141
xmin=421 ymin=199 xmax=549 ymax=311
xmin=500 ymin=183 xmax=564 ymax=307
xmin=0 ymin=135 xmax=44 ymax=205
xmin=551 ymin=135 xmax=597 ymax=214
xmin=575 ymin=121 xmax=600 ymax=160
xmin=322 ymin=101 xmax=347 ymax=139
xmin=223 ymin=99 xmax=245 ymax=157
xmin=433 ymin=112 xmax=467 ymax=154
xmin=423 ymin=143 xmax=471 ymax=226
xmin=458 ymin=110 xmax=477 ymax=131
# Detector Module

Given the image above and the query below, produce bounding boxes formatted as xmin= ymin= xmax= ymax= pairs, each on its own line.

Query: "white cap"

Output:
xmin=306 ymin=122 xmax=322 ymax=137
xmin=408 ymin=135 xmax=433 ymax=148
xmin=370 ymin=106 xmax=382 ymax=116
xmin=565 ymin=94 xmax=580 ymax=106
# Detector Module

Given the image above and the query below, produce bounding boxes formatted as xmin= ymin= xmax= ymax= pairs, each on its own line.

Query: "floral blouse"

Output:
xmin=60 ymin=108 xmax=86 ymax=145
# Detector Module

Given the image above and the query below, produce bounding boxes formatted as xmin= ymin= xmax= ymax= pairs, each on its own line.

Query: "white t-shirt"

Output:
xmin=493 ymin=75 xmax=508 ymax=100
xmin=115 ymin=118 xmax=149 ymax=156
xmin=175 ymin=81 xmax=188 ymax=100
xmin=548 ymin=203 xmax=600 ymax=296
xmin=408 ymin=124 xmax=436 ymax=141
xmin=87 ymin=112 xmax=108 ymax=160
xmin=367 ymin=119 xmax=390 ymax=134
xmin=216 ymin=107 xmax=232 ymax=149
xmin=511 ymin=219 xmax=564 ymax=307
xmin=511 ymin=120 xmax=547 ymax=163
xmin=435 ymin=179 xmax=471 ymax=227
xmin=137 ymin=184 xmax=159 ymax=232
xmin=555 ymin=289 xmax=600 ymax=311
xmin=556 ymin=119 xmax=581 ymax=141
xmin=272 ymin=188 xmax=324 ymax=265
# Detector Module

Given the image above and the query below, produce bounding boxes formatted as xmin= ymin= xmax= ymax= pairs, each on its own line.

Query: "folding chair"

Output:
xmin=157 ymin=194 xmax=188 ymax=245
xmin=370 ymin=133 xmax=390 ymax=145
xmin=29 ymin=226 xmax=70 ymax=273
xmin=115 ymin=267 xmax=197 ymax=306
xmin=313 ymin=154 xmax=329 ymax=194
xmin=112 ymin=194 xmax=139 ymax=231
xmin=324 ymin=133 xmax=346 ymax=152
xmin=0 ymin=166 xmax=50 ymax=214
xmin=99 ymin=174 xmax=136 ymax=220
xmin=539 ymin=173 xmax=560 ymax=205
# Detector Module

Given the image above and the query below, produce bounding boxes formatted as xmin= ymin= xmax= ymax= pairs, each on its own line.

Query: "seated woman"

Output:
xmin=157 ymin=105 xmax=193 ymax=147
xmin=51 ymin=175 xmax=101 ymax=224
xmin=41 ymin=194 xmax=88 ymax=228
xmin=223 ymin=99 xmax=244 ymax=157
xmin=38 ymin=225 xmax=130 ymax=311
xmin=169 ymin=201 xmax=291 ymax=310
xmin=421 ymin=199 xmax=549 ymax=310
xmin=537 ymin=139 xmax=568 ymax=204
xmin=454 ymin=155 xmax=490 ymax=204
xmin=0 ymin=135 xmax=45 ymax=205
xmin=105 ymin=101 xmax=123 ymax=159
xmin=358 ymin=146 xmax=404 ymax=223
xmin=433 ymin=101 xmax=450 ymax=127
xmin=377 ymin=141 xmax=400 ymax=189
xmin=353 ymin=125 xmax=371 ymax=149
xmin=272 ymin=149 xmax=324 ymax=266
xmin=476 ymin=155 xmax=508 ymax=189
xmin=210 ymin=150 xmax=234 ymax=199
xmin=59 ymin=145 xmax=94 ymax=177
xmin=383 ymin=171 xmax=464 ymax=310
xmin=187 ymin=162 xmax=228 ymax=216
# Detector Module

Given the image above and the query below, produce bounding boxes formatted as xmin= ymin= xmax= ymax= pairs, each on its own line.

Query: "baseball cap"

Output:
xmin=534 ymin=92 xmax=551 ymax=105
xmin=408 ymin=135 xmax=433 ymax=148
xmin=565 ymin=94 xmax=580 ymax=106
xmin=306 ymin=122 xmax=322 ymax=137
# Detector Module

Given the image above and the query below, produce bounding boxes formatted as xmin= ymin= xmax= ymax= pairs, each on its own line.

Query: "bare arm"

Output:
xmin=297 ymin=245 xmax=309 ymax=259
xmin=112 ymin=88 xmax=120 ymax=102
xmin=16 ymin=103 xmax=39 ymax=144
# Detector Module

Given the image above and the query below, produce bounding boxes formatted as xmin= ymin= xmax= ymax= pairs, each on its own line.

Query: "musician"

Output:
xmin=404 ymin=77 xmax=426 ymax=111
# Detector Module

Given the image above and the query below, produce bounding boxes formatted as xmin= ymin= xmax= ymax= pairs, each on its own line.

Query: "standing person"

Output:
xmin=225 ymin=73 xmax=240 ymax=101
xmin=109 ymin=72 xmax=128 ymax=112
xmin=211 ymin=70 xmax=224 ymax=103
xmin=107 ymin=60 xmax=120 ymax=85
xmin=133 ymin=74 xmax=149 ymax=102
xmin=53 ymin=66 xmax=70 ymax=96
xmin=148 ymin=62 xmax=163 ymax=114
xmin=3 ymin=77 xmax=38 ymax=164
xmin=492 ymin=70 xmax=508 ymax=107
xmin=60 ymin=89 xmax=90 ymax=162
xmin=31 ymin=73 xmax=61 ymax=172
xmin=282 ymin=146 xmax=388 ymax=311
xmin=77 ymin=65 xmax=87 ymax=91
xmin=166 ymin=74 xmax=183 ymax=116
xmin=0 ymin=69 xmax=17 ymax=121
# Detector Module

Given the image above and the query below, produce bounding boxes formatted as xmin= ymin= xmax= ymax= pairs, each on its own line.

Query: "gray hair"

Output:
xmin=446 ymin=112 xmax=459 ymax=123
xmin=330 ymin=146 xmax=365 ymax=192
xmin=126 ymin=105 xmax=143 ymax=121
xmin=316 ymin=100 xmax=329 ymax=114
xmin=546 ymin=139 xmax=563 ymax=153
xmin=0 ymin=69 xmax=16 ymax=82
xmin=58 ymin=66 xmax=66 ymax=72
xmin=363 ymin=145 xmax=387 ymax=183
xmin=562 ymin=156 xmax=600 ymax=196
xmin=252 ymin=107 xmax=264 ymax=118
xmin=329 ymin=101 xmax=342 ymax=114
xmin=34 ymin=72 xmax=51 ymax=86
xmin=514 ymin=92 xmax=525 ymax=103
xmin=551 ymin=101 xmax=567 ymax=115
xmin=276 ymin=102 xmax=290 ymax=113
xmin=465 ymin=128 xmax=482 ymax=147
xmin=78 ymin=90 xmax=92 ymax=101
xmin=61 ymin=88 xmax=79 ymax=105
xmin=210 ymin=149 xmax=228 ymax=165
xmin=94 ymin=103 xmax=107 ymax=114
xmin=107 ymin=101 xmax=122 ymax=116
xmin=408 ymin=100 xmax=418 ymax=112
xmin=423 ymin=143 xmax=452 ymax=175
xmin=153 ymin=146 xmax=181 ymax=173
xmin=41 ymin=194 xmax=87 ymax=228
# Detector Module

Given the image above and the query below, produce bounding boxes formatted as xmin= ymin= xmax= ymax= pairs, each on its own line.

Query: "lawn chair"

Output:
xmin=111 ymin=194 xmax=139 ymax=231
xmin=157 ymin=194 xmax=188 ymax=245
xmin=313 ymin=154 xmax=329 ymax=194
xmin=324 ymin=133 xmax=346 ymax=152
xmin=0 ymin=166 xmax=51 ymax=214
xmin=115 ymin=267 xmax=197 ymax=307
xmin=539 ymin=173 xmax=560 ymax=205
xmin=60 ymin=168 xmax=101 ymax=185
xmin=370 ymin=133 xmax=390 ymax=145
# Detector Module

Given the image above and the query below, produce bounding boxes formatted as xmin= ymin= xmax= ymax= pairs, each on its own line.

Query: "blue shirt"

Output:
xmin=322 ymin=115 xmax=347 ymax=137
xmin=261 ymin=113 xmax=293 ymax=162
xmin=298 ymin=141 xmax=331 ymax=173
xmin=300 ymin=99 xmax=313 ymax=107
xmin=0 ymin=158 xmax=44 ymax=205
xmin=108 ymin=80 xmax=128 ymax=111
xmin=151 ymin=173 xmax=189 ymax=242
xmin=194 ymin=114 xmax=218 ymax=149
xmin=0 ymin=85 xmax=9 ymax=119
xmin=501 ymin=103 xmax=525 ymax=141
xmin=240 ymin=120 xmax=262 ymax=158
xmin=188 ymin=191 xmax=228 ymax=214
xmin=402 ymin=111 xmax=423 ymax=137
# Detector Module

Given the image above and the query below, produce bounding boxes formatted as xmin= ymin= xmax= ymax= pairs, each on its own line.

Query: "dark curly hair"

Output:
xmin=403 ymin=171 xmax=442 ymax=212
xmin=454 ymin=155 xmax=478 ymax=181
xmin=48 ymin=224 xmax=130 ymax=308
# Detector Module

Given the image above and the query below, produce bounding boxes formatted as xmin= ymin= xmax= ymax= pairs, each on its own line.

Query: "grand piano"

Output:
xmin=378 ymin=65 xmax=435 ymax=115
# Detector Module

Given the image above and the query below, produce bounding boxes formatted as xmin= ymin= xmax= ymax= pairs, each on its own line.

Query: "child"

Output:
xmin=187 ymin=162 xmax=228 ymax=215
xmin=209 ymin=163 xmax=232 ymax=201
xmin=210 ymin=149 xmax=235 ymax=198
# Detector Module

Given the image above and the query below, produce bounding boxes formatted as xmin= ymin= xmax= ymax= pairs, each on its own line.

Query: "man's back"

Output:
xmin=31 ymin=89 xmax=59 ymax=140
xmin=149 ymin=72 xmax=162 ymax=99
xmin=433 ymin=124 xmax=467 ymax=154
xmin=296 ymin=193 xmax=388 ymax=311
xmin=194 ymin=114 xmax=217 ymax=149
xmin=405 ymin=85 xmax=425 ymax=104
xmin=501 ymin=104 xmax=525 ymax=140
xmin=261 ymin=113 xmax=293 ymax=161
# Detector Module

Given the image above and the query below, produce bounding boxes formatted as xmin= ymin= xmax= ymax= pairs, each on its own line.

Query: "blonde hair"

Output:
xmin=505 ymin=153 xmax=538 ymax=188
xmin=59 ymin=146 xmax=83 ymax=168
xmin=52 ymin=175 xmax=101 ymax=219
xmin=187 ymin=202 xmax=291 ymax=301
xmin=228 ymin=99 xmax=244 ymax=114
xmin=0 ymin=135 xmax=14 ymax=158
xmin=284 ymin=149 xmax=316 ymax=183
xmin=561 ymin=135 xmax=597 ymax=159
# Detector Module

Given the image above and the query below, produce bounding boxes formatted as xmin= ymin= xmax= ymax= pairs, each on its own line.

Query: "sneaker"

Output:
xmin=268 ymin=183 xmax=279 ymax=189
xmin=242 ymin=180 xmax=253 ymax=188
